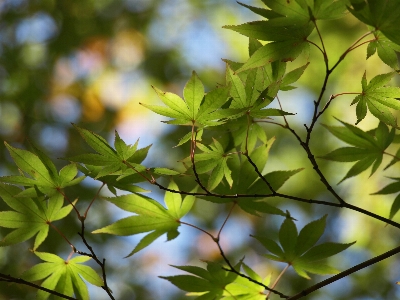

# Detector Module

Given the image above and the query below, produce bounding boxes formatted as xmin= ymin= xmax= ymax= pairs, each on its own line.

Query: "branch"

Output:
xmin=287 ymin=244 xmax=400 ymax=300
xmin=0 ymin=273 xmax=77 ymax=300
xmin=76 ymin=220 xmax=115 ymax=300
xmin=218 ymin=242 xmax=289 ymax=299
xmin=181 ymin=218 xmax=288 ymax=298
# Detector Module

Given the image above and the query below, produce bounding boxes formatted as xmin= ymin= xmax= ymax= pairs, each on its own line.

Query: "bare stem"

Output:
xmin=0 ymin=273 xmax=77 ymax=300
xmin=57 ymin=188 xmax=81 ymax=218
xmin=288 ymin=244 xmax=400 ymax=300
xmin=180 ymin=220 xmax=216 ymax=240
xmin=190 ymin=125 xmax=212 ymax=194
xmin=48 ymin=222 xmax=75 ymax=250
xmin=181 ymin=217 xmax=288 ymax=298
xmin=217 ymin=202 xmax=236 ymax=240
xmin=83 ymin=182 xmax=105 ymax=219
xmin=266 ymin=264 xmax=290 ymax=299
xmin=76 ymin=220 xmax=115 ymax=300
xmin=217 ymin=242 xmax=289 ymax=298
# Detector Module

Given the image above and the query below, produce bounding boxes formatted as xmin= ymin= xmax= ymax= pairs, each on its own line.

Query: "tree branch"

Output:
xmin=287 ymin=244 xmax=400 ymax=300
xmin=0 ymin=273 xmax=77 ymax=300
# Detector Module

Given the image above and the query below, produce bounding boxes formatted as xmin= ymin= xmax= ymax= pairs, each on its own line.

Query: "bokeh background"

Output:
xmin=0 ymin=0 xmax=400 ymax=299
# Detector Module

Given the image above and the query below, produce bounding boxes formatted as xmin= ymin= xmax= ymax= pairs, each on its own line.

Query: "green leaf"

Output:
xmin=301 ymin=242 xmax=355 ymax=262
xmin=193 ymin=139 xmax=233 ymax=190
xmin=348 ymin=0 xmax=400 ymax=45
xmin=312 ymin=0 xmax=347 ymax=20
xmin=21 ymin=252 xmax=103 ymax=300
xmin=339 ymin=155 xmax=377 ymax=183
xmin=372 ymin=178 xmax=400 ymax=220
xmin=196 ymin=85 xmax=231 ymax=123
xmin=164 ymin=181 xmax=183 ymax=219
xmin=125 ymin=230 xmax=165 ymax=257
xmin=321 ymin=147 xmax=377 ymax=162
xmin=207 ymin=160 xmax=225 ymax=191
xmin=251 ymin=235 xmax=284 ymax=257
xmin=238 ymin=199 xmax=286 ymax=217
xmin=351 ymin=72 xmax=400 ymax=126
xmin=384 ymin=148 xmax=400 ymax=170
xmin=74 ymin=125 xmax=116 ymax=157
xmin=321 ymin=121 xmax=391 ymax=182
xmin=93 ymin=183 xmax=193 ymax=256
xmin=226 ymin=65 xmax=247 ymax=108
xmin=389 ymin=194 xmax=400 ymax=220
xmin=28 ymin=141 xmax=58 ymax=181
xmin=153 ymin=168 xmax=180 ymax=175
xmin=256 ymin=215 xmax=354 ymax=278
xmin=279 ymin=217 xmax=298 ymax=259
xmin=247 ymin=169 xmax=304 ymax=195
xmin=295 ymin=215 xmax=326 ymax=256
xmin=161 ymin=261 xmax=238 ymax=298
xmin=260 ymin=0 xmax=310 ymax=24
xmin=238 ymin=1 xmax=282 ymax=19
xmin=139 ymin=103 xmax=189 ymax=120
xmin=281 ymin=62 xmax=309 ymax=88
xmin=0 ymin=183 xmax=74 ymax=249
xmin=152 ymin=86 xmax=191 ymax=119
xmin=369 ymin=32 xmax=400 ymax=69
xmin=237 ymin=39 xmax=311 ymax=73
xmin=4 ymin=142 xmax=54 ymax=186
xmin=184 ymin=71 xmax=205 ymax=119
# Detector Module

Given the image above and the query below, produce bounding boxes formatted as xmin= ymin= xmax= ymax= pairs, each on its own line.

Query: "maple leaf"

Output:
xmin=0 ymin=183 xmax=75 ymax=250
xmin=21 ymin=252 xmax=103 ymax=300
xmin=351 ymin=72 xmax=400 ymax=126
xmin=320 ymin=121 xmax=395 ymax=182
xmin=0 ymin=143 xmax=85 ymax=197
xmin=253 ymin=215 xmax=354 ymax=279
xmin=92 ymin=181 xmax=195 ymax=257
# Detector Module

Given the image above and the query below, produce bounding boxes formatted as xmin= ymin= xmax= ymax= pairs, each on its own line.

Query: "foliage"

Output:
xmin=1 ymin=0 xmax=400 ymax=299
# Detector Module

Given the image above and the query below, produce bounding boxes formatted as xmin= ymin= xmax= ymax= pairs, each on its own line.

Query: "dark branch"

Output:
xmin=287 ymin=244 xmax=400 ymax=300
xmin=0 ymin=273 xmax=77 ymax=300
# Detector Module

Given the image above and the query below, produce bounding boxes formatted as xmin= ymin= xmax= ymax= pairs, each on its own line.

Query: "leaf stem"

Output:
xmin=181 ymin=217 xmax=288 ymax=298
xmin=312 ymin=20 xmax=328 ymax=62
xmin=57 ymin=188 xmax=81 ymax=219
xmin=48 ymin=222 xmax=75 ymax=250
xmin=217 ymin=242 xmax=289 ymax=298
xmin=190 ymin=125 xmax=212 ymax=194
xmin=217 ymin=202 xmax=236 ymax=240
xmin=83 ymin=182 xmax=105 ymax=219
xmin=266 ymin=264 xmax=290 ymax=299
xmin=243 ymin=152 xmax=276 ymax=194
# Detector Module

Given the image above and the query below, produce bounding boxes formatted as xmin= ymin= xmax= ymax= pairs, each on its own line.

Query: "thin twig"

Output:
xmin=266 ymin=264 xmax=290 ymax=299
xmin=77 ymin=220 xmax=115 ymax=300
xmin=57 ymin=188 xmax=81 ymax=218
xmin=83 ymin=182 xmax=105 ymax=218
xmin=181 ymin=217 xmax=288 ymax=298
xmin=287 ymin=244 xmax=400 ymax=300
xmin=217 ymin=202 xmax=236 ymax=240
xmin=190 ymin=125 xmax=212 ymax=194
xmin=0 ymin=273 xmax=77 ymax=300
xmin=217 ymin=242 xmax=289 ymax=299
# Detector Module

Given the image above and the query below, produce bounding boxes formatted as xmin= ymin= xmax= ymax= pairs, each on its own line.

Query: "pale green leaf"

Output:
xmin=152 ymin=86 xmax=191 ymax=119
xmin=184 ymin=71 xmax=204 ymax=119
xmin=74 ymin=125 xmax=117 ymax=157
xmin=164 ymin=181 xmax=183 ymax=219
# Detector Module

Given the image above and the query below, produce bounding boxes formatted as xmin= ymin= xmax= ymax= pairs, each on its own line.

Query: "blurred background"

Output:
xmin=0 ymin=0 xmax=400 ymax=299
